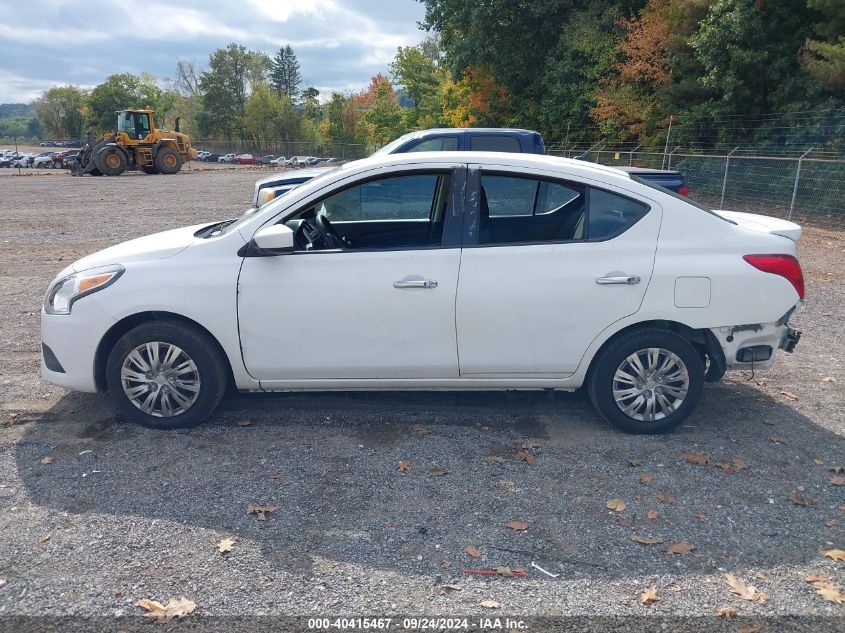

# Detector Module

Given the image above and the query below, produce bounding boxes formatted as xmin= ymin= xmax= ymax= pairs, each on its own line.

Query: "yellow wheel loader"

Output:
xmin=71 ymin=107 xmax=197 ymax=176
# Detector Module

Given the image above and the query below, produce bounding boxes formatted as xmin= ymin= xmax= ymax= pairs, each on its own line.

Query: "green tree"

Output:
xmin=390 ymin=45 xmax=440 ymax=107
xmin=362 ymin=75 xmax=404 ymax=144
xmin=199 ymin=43 xmax=255 ymax=138
xmin=87 ymin=73 xmax=141 ymax=132
xmin=270 ymin=45 xmax=302 ymax=99
xmin=802 ymin=0 xmax=845 ymax=92
xmin=301 ymin=86 xmax=321 ymax=120
xmin=32 ymin=85 xmax=88 ymax=138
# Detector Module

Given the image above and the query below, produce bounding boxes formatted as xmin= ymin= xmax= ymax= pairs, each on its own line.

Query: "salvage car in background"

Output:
xmin=42 ymin=152 xmax=803 ymax=433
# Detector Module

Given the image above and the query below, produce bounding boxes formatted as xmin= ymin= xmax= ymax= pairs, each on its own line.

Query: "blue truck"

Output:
xmin=250 ymin=128 xmax=686 ymax=210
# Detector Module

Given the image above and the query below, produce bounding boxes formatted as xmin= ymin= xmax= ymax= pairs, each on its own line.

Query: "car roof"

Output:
xmin=338 ymin=151 xmax=634 ymax=183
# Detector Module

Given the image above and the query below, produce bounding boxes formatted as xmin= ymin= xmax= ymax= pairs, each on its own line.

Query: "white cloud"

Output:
xmin=0 ymin=0 xmax=427 ymax=102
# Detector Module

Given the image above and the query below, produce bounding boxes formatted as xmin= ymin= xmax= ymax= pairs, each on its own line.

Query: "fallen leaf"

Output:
xmin=714 ymin=461 xmax=735 ymax=475
xmin=486 ymin=455 xmax=506 ymax=464
xmin=822 ymin=376 xmax=836 ymax=382
xmin=830 ymin=465 xmax=845 ymax=474
xmin=480 ymin=426 xmax=490 ymax=432
xmin=805 ymin=575 xmax=832 ymax=584
xmin=640 ymin=586 xmax=660 ymax=606
xmin=666 ymin=541 xmax=695 ymax=555
xmin=670 ymin=585 xmax=682 ymax=592
xmin=0 ymin=579 xmax=6 ymax=590
xmin=505 ymin=520 xmax=529 ymax=531
xmin=497 ymin=480 xmax=516 ymax=492
xmin=495 ymin=566 xmax=515 ymax=576
xmin=725 ymin=574 xmax=768 ymax=602
xmin=634 ymin=494 xmax=642 ymax=501
xmin=830 ymin=476 xmax=845 ymax=486
xmin=716 ymin=606 xmax=737 ymax=618
xmin=616 ymin=516 xmax=633 ymax=528
xmin=397 ymin=459 xmax=410 ymax=473
xmin=732 ymin=457 xmax=748 ymax=470
xmin=428 ymin=467 xmax=447 ymax=476
xmin=768 ymin=436 xmax=788 ymax=445
xmin=639 ymin=473 xmax=653 ymax=483
xmin=606 ymin=499 xmax=627 ymax=512
xmin=780 ymin=390 xmax=798 ymax=401
xmin=813 ymin=582 xmax=845 ymax=604
xmin=411 ymin=424 xmax=432 ymax=434
xmin=441 ymin=559 xmax=452 ymax=569
xmin=814 ymin=458 xmax=825 ymax=465
xmin=787 ymin=491 xmax=816 ymax=506
xmin=479 ymin=599 xmax=500 ymax=609
xmin=656 ymin=491 xmax=675 ymax=504
xmin=680 ymin=451 xmax=708 ymax=465
xmin=629 ymin=459 xmax=642 ymax=467
xmin=137 ymin=597 xmax=196 ymax=622
xmin=647 ymin=511 xmax=658 ymax=521
xmin=236 ymin=419 xmax=253 ymax=427
xmin=694 ymin=513 xmax=707 ymax=522
xmin=38 ymin=534 xmax=51 ymax=544
xmin=822 ymin=548 xmax=845 ymax=561
xmin=246 ymin=503 xmax=278 ymax=520
xmin=515 ymin=448 xmax=537 ymax=464
xmin=516 ymin=441 xmax=540 ymax=449
xmin=465 ymin=546 xmax=481 ymax=558
xmin=441 ymin=583 xmax=461 ymax=592
xmin=631 ymin=535 xmax=664 ymax=545
xmin=753 ymin=571 xmax=769 ymax=581
xmin=217 ymin=537 xmax=235 ymax=554
xmin=40 ymin=456 xmax=54 ymax=465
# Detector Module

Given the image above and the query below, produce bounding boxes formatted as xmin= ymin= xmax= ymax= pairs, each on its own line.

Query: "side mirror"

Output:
xmin=252 ymin=224 xmax=294 ymax=255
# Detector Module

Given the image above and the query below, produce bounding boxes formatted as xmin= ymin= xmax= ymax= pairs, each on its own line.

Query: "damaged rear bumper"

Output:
xmin=709 ymin=308 xmax=801 ymax=371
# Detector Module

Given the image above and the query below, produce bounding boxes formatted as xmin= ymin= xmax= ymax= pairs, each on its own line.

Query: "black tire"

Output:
xmin=105 ymin=320 xmax=228 ymax=430
xmin=154 ymin=146 xmax=183 ymax=174
xmin=587 ymin=327 xmax=704 ymax=434
xmin=141 ymin=165 xmax=159 ymax=174
xmin=96 ymin=146 xmax=128 ymax=176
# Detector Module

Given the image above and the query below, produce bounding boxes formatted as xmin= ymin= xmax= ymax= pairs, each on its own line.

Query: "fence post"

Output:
xmin=629 ymin=145 xmax=640 ymax=166
xmin=789 ymin=147 xmax=813 ymax=220
xmin=719 ymin=147 xmax=740 ymax=210
xmin=661 ymin=115 xmax=674 ymax=170
xmin=667 ymin=146 xmax=681 ymax=170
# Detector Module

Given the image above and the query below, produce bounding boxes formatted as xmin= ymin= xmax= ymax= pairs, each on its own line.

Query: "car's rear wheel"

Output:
xmin=587 ymin=327 xmax=704 ymax=434
xmin=105 ymin=321 xmax=228 ymax=430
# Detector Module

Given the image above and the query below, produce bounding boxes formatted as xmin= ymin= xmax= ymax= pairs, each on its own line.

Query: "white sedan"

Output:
xmin=41 ymin=152 xmax=803 ymax=433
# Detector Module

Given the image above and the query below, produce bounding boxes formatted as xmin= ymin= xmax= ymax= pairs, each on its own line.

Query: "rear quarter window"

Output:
xmin=588 ymin=188 xmax=649 ymax=240
xmin=469 ymin=135 xmax=522 ymax=152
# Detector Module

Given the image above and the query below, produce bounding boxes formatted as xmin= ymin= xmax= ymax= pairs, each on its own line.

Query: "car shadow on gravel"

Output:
xmin=13 ymin=383 xmax=845 ymax=580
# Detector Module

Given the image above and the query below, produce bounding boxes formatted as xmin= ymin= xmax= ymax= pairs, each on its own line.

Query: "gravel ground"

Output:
xmin=0 ymin=170 xmax=843 ymax=631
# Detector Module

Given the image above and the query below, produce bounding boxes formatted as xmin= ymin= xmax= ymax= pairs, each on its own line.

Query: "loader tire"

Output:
xmin=155 ymin=147 xmax=182 ymax=175
xmin=141 ymin=165 xmax=159 ymax=174
xmin=97 ymin=146 xmax=128 ymax=176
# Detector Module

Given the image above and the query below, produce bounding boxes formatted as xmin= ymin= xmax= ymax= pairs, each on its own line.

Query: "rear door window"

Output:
xmin=469 ymin=135 xmax=522 ymax=152
xmin=406 ymin=137 xmax=459 ymax=152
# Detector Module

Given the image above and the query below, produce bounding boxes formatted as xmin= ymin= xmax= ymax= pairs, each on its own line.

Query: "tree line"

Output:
xmin=23 ymin=0 xmax=845 ymax=152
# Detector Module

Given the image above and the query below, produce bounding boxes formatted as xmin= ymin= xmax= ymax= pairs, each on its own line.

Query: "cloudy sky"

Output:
xmin=0 ymin=0 xmax=428 ymax=103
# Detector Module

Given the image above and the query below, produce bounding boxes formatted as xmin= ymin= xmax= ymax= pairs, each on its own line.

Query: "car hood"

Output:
xmin=71 ymin=223 xmax=210 ymax=272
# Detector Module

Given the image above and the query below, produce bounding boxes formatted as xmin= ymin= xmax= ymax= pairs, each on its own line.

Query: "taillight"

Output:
xmin=677 ymin=185 xmax=689 ymax=197
xmin=743 ymin=254 xmax=805 ymax=299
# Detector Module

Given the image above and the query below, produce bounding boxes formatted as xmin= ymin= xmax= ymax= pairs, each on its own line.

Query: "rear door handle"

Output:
xmin=393 ymin=279 xmax=438 ymax=289
xmin=596 ymin=275 xmax=641 ymax=285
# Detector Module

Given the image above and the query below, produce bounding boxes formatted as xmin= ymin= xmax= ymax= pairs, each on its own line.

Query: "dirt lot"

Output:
xmin=0 ymin=170 xmax=843 ymax=630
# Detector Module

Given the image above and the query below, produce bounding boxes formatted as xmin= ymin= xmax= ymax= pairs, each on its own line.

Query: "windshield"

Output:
xmin=371 ymin=134 xmax=414 ymax=156
xmin=116 ymin=112 xmax=134 ymax=134
xmin=219 ymin=167 xmax=342 ymax=235
xmin=629 ymin=174 xmax=736 ymax=224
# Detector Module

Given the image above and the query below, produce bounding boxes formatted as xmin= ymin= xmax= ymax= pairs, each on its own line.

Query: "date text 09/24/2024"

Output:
xmin=307 ymin=617 xmax=528 ymax=630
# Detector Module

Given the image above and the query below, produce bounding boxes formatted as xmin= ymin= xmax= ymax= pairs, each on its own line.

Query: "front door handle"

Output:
xmin=596 ymin=275 xmax=641 ymax=285
xmin=393 ymin=279 xmax=438 ymax=289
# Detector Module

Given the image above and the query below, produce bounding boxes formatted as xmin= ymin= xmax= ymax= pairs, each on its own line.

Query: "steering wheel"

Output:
xmin=314 ymin=213 xmax=346 ymax=249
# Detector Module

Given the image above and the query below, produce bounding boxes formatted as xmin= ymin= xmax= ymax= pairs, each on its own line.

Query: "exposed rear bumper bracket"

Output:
xmin=780 ymin=327 xmax=801 ymax=353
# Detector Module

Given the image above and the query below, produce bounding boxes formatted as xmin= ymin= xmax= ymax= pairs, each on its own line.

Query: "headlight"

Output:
xmin=256 ymin=188 xmax=276 ymax=207
xmin=44 ymin=264 xmax=124 ymax=315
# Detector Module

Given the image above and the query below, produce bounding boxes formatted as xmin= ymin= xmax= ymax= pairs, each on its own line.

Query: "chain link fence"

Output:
xmin=547 ymin=143 xmax=845 ymax=228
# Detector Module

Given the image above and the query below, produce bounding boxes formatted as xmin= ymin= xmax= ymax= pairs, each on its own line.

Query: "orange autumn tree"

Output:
xmin=438 ymin=66 xmax=511 ymax=127
xmin=591 ymin=0 xmax=671 ymax=143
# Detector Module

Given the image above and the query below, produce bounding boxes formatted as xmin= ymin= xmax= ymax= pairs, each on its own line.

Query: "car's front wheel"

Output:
xmin=105 ymin=321 xmax=228 ymax=429
xmin=587 ymin=328 xmax=704 ymax=434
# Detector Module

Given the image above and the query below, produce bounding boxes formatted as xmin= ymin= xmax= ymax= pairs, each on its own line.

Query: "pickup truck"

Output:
xmin=249 ymin=128 xmax=688 ymax=209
